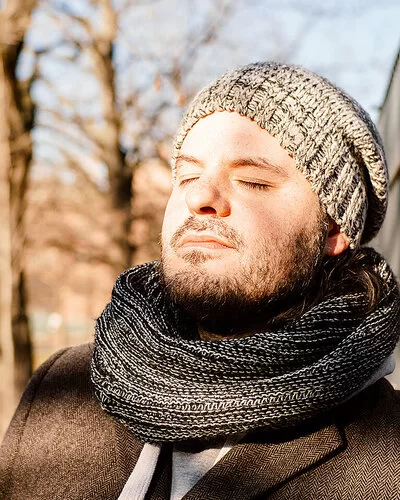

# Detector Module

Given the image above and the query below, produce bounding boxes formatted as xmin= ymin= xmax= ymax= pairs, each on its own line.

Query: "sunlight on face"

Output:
xmin=161 ymin=111 xmax=327 ymax=323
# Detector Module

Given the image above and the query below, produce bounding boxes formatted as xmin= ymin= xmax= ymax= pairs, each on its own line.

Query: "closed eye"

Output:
xmin=178 ymin=176 xmax=199 ymax=187
xmin=236 ymin=180 xmax=271 ymax=191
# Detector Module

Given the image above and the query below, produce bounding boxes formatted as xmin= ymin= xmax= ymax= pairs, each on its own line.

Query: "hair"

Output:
xmin=270 ymin=247 xmax=396 ymax=329
xmin=319 ymin=248 xmax=389 ymax=311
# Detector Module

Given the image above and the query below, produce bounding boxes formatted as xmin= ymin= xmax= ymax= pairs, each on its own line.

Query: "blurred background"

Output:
xmin=0 ymin=0 xmax=399 ymax=438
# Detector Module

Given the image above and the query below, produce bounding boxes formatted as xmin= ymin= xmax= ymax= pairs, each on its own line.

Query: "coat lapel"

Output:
xmin=184 ymin=421 xmax=346 ymax=499
xmin=114 ymin=420 xmax=145 ymax=489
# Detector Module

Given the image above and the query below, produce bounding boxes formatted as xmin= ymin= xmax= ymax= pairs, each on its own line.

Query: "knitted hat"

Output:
xmin=172 ymin=62 xmax=388 ymax=248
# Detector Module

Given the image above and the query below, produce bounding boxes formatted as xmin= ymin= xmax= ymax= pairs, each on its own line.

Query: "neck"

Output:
xmin=195 ymin=292 xmax=312 ymax=340
xmin=197 ymin=324 xmax=256 ymax=340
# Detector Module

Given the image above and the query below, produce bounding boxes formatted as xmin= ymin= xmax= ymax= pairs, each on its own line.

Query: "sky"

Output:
xmin=21 ymin=0 xmax=400 ymax=180
xmin=293 ymin=2 xmax=400 ymax=120
xmin=190 ymin=0 xmax=400 ymax=121
xmin=26 ymin=0 xmax=400 ymax=119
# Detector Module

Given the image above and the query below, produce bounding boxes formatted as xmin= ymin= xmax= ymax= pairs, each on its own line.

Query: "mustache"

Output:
xmin=170 ymin=216 xmax=243 ymax=250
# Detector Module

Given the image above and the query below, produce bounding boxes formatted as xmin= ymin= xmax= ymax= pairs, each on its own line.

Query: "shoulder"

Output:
xmin=0 ymin=343 xmax=96 ymax=458
xmin=36 ymin=342 xmax=94 ymax=379
xmin=349 ymin=377 xmax=400 ymax=427
xmin=267 ymin=381 xmax=400 ymax=499
xmin=13 ymin=343 xmax=96 ymax=419
xmin=39 ymin=342 xmax=94 ymax=384
xmin=1 ymin=343 xmax=95 ymax=444
xmin=13 ymin=343 xmax=94 ymax=399
xmin=343 ymin=378 xmax=400 ymax=450
xmin=0 ymin=344 xmax=140 ymax=499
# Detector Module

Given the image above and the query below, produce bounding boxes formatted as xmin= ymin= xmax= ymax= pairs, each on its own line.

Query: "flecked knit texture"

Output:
xmin=91 ymin=249 xmax=400 ymax=443
xmin=172 ymin=62 xmax=388 ymax=248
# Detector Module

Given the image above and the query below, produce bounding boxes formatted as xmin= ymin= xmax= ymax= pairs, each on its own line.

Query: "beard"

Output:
xmin=160 ymin=211 xmax=329 ymax=337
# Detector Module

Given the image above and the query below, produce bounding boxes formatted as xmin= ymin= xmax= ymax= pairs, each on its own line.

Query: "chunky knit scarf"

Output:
xmin=91 ymin=249 xmax=400 ymax=443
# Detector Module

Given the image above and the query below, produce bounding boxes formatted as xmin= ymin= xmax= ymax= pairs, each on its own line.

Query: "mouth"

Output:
xmin=178 ymin=232 xmax=235 ymax=250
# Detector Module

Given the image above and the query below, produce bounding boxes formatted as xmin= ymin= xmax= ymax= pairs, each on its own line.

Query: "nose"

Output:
xmin=185 ymin=177 xmax=231 ymax=217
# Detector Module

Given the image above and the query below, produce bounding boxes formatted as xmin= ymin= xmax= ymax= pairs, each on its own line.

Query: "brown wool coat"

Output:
xmin=1 ymin=343 xmax=400 ymax=500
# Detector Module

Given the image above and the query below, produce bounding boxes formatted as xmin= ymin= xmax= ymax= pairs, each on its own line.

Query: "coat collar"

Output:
xmin=183 ymin=420 xmax=346 ymax=499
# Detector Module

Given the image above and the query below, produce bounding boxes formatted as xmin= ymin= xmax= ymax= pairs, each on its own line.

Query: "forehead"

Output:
xmin=178 ymin=111 xmax=298 ymax=175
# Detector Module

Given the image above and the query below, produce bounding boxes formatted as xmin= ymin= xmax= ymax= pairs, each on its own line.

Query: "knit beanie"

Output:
xmin=172 ymin=62 xmax=388 ymax=248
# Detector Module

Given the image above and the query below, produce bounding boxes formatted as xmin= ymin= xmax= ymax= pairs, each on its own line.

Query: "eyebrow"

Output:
xmin=175 ymin=153 xmax=289 ymax=179
xmin=230 ymin=157 xmax=289 ymax=178
xmin=175 ymin=154 xmax=203 ymax=168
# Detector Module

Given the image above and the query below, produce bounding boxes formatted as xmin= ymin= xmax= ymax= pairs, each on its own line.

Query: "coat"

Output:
xmin=1 ymin=343 xmax=400 ymax=500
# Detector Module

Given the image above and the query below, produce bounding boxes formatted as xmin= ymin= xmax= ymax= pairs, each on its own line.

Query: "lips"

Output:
xmin=178 ymin=232 xmax=235 ymax=250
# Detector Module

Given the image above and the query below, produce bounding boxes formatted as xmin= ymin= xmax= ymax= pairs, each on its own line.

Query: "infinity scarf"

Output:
xmin=91 ymin=249 xmax=400 ymax=443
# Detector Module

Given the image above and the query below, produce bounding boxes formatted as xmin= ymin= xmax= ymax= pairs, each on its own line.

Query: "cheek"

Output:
xmin=240 ymin=196 xmax=314 ymax=243
xmin=240 ymin=202 xmax=293 ymax=237
xmin=161 ymin=194 xmax=187 ymax=243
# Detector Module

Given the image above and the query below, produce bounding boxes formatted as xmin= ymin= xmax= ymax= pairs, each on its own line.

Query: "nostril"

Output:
xmin=199 ymin=206 xmax=217 ymax=214
xmin=185 ymin=179 xmax=230 ymax=217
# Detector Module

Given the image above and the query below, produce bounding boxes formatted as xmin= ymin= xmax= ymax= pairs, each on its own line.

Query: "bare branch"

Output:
xmin=33 ymin=236 xmax=123 ymax=269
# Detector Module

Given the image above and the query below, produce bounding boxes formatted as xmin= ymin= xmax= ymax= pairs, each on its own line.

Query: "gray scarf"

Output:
xmin=91 ymin=249 xmax=400 ymax=443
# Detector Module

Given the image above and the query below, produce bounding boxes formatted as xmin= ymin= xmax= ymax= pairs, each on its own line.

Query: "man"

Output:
xmin=1 ymin=62 xmax=400 ymax=499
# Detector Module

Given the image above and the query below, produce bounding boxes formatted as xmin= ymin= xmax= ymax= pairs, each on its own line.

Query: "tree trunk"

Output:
xmin=0 ymin=53 xmax=16 ymax=438
xmin=88 ymin=0 xmax=134 ymax=270
xmin=0 ymin=0 xmax=36 ymax=435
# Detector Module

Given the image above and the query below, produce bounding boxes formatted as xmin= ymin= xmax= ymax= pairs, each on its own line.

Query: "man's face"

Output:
xmin=161 ymin=111 xmax=328 ymax=328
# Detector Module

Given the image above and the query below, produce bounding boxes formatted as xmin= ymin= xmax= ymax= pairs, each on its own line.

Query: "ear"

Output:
xmin=324 ymin=219 xmax=350 ymax=257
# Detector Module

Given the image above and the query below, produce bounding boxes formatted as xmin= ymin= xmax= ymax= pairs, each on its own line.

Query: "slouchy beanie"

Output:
xmin=172 ymin=62 xmax=388 ymax=248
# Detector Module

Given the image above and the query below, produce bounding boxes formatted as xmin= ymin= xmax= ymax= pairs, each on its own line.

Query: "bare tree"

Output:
xmin=31 ymin=0 xmax=231 ymax=274
xmin=33 ymin=0 xmax=137 ymax=273
xmin=0 ymin=0 xmax=36 ymax=436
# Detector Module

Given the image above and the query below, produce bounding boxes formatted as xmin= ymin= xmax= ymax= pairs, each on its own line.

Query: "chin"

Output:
xmin=171 ymin=248 xmax=230 ymax=268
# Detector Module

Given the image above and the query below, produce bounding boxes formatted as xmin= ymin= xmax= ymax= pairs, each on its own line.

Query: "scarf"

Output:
xmin=91 ymin=249 xmax=400 ymax=443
